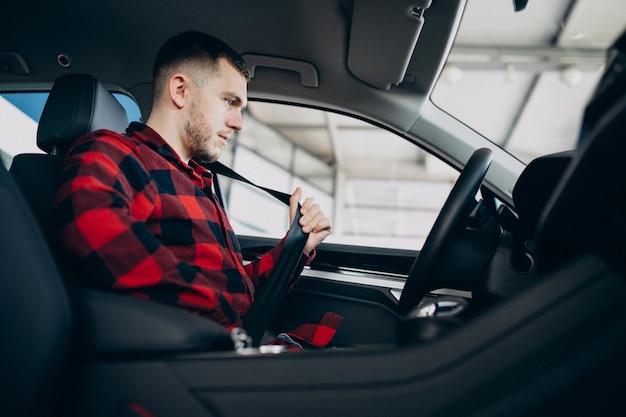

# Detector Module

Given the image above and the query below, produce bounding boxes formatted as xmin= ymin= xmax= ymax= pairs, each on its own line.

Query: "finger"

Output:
xmin=299 ymin=200 xmax=320 ymax=227
xmin=299 ymin=197 xmax=316 ymax=214
xmin=312 ymin=215 xmax=332 ymax=234
xmin=302 ymin=210 xmax=331 ymax=234
xmin=299 ymin=198 xmax=318 ymax=217
xmin=303 ymin=218 xmax=333 ymax=254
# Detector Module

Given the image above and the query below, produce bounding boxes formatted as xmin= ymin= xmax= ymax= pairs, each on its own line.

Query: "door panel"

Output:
xmin=239 ymin=235 xmax=416 ymax=345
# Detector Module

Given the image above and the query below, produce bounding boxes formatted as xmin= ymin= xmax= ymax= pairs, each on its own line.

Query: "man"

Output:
xmin=52 ymin=31 xmax=332 ymax=333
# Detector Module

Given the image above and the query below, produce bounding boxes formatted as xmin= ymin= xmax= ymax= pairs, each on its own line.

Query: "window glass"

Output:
xmin=430 ymin=0 xmax=625 ymax=164
xmin=220 ymin=102 xmax=459 ymax=250
xmin=226 ymin=147 xmax=291 ymax=236
xmin=293 ymin=148 xmax=334 ymax=195
xmin=112 ymin=93 xmax=143 ymax=125
xmin=0 ymin=91 xmax=458 ymax=251
xmin=0 ymin=94 xmax=39 ymax=167
xmin=0 ymin=91 xmax=142 ymax=168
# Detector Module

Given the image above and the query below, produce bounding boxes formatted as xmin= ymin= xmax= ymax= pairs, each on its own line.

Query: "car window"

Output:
xmin=218 ymin=102 xmax=459 ymax=250
xmin=0 ymin=91 xmax=142 ymax=168
xmin=0 ymin=92 xmax=457 ymax=251
xmin=431 ymin=0 xmax=626 ymax=164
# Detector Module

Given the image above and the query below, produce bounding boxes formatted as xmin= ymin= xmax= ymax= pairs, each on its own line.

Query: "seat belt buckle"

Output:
xmin=230 ymin=327 xmax=252 ymax=351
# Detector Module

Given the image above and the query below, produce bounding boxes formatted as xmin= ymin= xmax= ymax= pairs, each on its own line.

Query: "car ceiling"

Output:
xmin=1 ymin=0 xmax=625 ymax=181
xmin=0 ymin=0 xmax=462 ymax=180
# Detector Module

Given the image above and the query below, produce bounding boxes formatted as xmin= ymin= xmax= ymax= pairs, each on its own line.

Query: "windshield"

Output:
xmin=432 ymin=0 xmax=626 ymax=164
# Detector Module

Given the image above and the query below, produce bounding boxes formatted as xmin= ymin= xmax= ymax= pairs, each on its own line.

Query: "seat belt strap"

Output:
xmin=202 ymin=160 xmax=309 ymax=346
xmin=204 ymin=161 xmax=291 ymax=206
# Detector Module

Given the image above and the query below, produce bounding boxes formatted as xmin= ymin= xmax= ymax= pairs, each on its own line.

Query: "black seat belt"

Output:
xmin=203 ymin=161 xmax=309 ymax=346
xmin=207 ymin=160 xmax=292 ymax=205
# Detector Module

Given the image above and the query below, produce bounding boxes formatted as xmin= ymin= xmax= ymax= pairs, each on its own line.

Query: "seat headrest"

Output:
xmin=37 ymin=73 xmax=128 ymax=155
xmin=512 ymin=151 xmax=573 ymax=240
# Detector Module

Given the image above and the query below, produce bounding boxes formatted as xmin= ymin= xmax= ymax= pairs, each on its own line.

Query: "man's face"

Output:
xmin=184 ymin=58 xmax=247 ymax=163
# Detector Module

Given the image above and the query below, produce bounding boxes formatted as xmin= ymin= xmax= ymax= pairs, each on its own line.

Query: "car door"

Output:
xmin=219 ymin=102 xmax=466 ymax=346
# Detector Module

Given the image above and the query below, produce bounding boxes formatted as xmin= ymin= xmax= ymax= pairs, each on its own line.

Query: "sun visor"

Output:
xmin=347 ymin=0 xmax=432 ymax=90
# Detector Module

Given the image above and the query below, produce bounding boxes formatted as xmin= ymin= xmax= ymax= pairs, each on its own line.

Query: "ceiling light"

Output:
xmin=560 ymin=65 xmax=582 ymax=87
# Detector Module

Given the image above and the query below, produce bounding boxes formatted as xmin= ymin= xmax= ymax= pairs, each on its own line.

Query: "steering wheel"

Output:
xmin=397 ymin=148 xmax=493 ymax=316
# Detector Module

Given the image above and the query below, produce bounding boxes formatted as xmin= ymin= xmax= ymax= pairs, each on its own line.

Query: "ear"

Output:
xmin=168 ymin=73 xmax=189 ymax=109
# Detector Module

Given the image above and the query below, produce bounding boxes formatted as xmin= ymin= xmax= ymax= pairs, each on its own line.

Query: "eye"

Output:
xmin=225 ymin=98 xmax=234 ymax=106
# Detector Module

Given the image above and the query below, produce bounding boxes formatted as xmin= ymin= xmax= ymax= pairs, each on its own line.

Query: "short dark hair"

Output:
xmin=152 ymin=31 xmax=250 ymax=97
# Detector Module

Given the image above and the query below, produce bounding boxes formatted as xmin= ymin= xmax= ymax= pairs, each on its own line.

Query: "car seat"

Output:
xmin=535 ymin=28 xmax=626 ymax=273
xmin=2 ymin=74 xmax=234 ymax=417
xmin=9 ymin=73 xmax=128 ymax=240
xmin=3 ymin=72 xmax=126 ymax=417
xmin=0 ymin=161 xmax=71 ymax=417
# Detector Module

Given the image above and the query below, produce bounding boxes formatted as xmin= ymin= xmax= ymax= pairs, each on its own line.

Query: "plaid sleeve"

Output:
xmin=52 ymin=131 xmax=244 ymax=328
xmin=268 ymin=312 xmax=343 ymax=351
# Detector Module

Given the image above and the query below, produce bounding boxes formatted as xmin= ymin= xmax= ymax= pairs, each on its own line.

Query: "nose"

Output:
xmin=228 ymin=110 xmax=243 ymax=131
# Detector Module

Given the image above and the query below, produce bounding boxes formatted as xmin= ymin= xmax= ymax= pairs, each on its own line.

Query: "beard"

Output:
xmin=184 ymin=100 xmax=220 ymax=163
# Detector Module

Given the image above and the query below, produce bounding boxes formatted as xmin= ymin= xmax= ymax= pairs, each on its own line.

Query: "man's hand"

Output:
xmin=289 ymin=187 xmax=332 ymax=256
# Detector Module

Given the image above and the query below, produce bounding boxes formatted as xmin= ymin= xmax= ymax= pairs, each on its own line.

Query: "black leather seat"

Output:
xmin=512 ymin=151 xmax=573 ymax=243
xmin=2 ymin=73 xmax=125 ymax=417
xmin=9 ymin=73 xmax=128 ymax=239
xmin=0 ymin=162 xmax=71 ymax=417
xmin=2 ymin=73 xmax=233 ymax=417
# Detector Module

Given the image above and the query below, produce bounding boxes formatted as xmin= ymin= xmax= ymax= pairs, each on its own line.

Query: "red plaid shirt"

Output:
xmin=52 ymin=122 xmax=309 ymax=329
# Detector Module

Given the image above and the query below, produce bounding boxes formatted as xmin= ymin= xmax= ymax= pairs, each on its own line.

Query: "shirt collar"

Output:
xmin=127 ymin=122 xmax=182 ymax=162
xmin=127 ymin=122 xmax=213 ymax=183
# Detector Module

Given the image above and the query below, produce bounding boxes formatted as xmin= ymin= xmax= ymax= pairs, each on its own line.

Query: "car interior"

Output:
xmin=2 ymin=1 xmax=626 ymax=416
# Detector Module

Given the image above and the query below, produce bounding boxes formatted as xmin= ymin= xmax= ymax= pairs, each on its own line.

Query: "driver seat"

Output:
xmin=9 ymin=73 xmax=128 ymax=242
xmin=0 ymin=162 xmax=71 ymax=417
xmin=2 ymin=74 xmax=234 ymax=417
xmin=2 ymin=72 xmax=125 ymax=417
